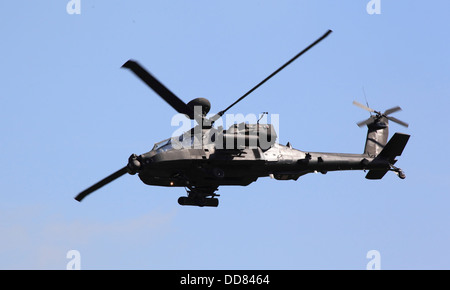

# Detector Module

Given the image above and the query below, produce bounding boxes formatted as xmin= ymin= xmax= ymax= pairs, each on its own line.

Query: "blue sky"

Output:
xmin=1 ymin=1 xmax=449 ymax=269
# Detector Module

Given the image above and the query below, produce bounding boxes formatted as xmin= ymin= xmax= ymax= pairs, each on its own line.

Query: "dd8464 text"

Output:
xmin=224 ymin=274 xmax=270 ymax=285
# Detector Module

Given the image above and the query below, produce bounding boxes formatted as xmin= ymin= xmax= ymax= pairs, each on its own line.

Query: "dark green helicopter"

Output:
xmin=75 ymin=30 xmax=410 ymax=207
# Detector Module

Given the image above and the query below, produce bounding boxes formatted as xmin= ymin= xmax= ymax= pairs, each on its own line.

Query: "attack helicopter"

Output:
xmin=75 ymin=30 xmax=410 ymax=207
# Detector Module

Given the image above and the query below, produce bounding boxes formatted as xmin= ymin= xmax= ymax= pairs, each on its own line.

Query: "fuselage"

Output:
xmin=130 ymin=124 xmax=383 ymax=189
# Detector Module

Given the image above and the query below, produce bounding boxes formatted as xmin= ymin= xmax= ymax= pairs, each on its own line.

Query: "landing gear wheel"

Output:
xmin=396 ymin=169 xmax=406 ymax=179
xmin=390 ymin=164 xmax=406 ymax=179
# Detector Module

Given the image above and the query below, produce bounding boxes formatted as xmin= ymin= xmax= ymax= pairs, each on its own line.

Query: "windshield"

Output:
xmin=152 ymin=134 xmax=198 ymax=152
xmin=152 ymin=138 xmax=171 ymax=151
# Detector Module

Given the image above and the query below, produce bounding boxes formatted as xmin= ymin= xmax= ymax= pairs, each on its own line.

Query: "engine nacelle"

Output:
xmin=221 ymin=123 xmax=277 ymax=150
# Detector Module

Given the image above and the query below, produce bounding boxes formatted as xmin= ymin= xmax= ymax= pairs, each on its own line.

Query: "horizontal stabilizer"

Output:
xmin=377 ymin=133 xmax=410 ymax=163
xmin=365 ymin=133 xmax=410 ymax=180
xmin=365 ymin=169 xmax=389 ymax=180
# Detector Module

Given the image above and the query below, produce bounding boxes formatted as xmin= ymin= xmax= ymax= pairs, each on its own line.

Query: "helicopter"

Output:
xmin=75 ymin=30 xmax=410 ymax=207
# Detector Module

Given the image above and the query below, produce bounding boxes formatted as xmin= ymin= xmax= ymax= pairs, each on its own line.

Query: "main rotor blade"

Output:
xmin=387 ymin=115 xmax=409 ymax=128
xmin=383 ymin=106 xmax=402 ymax=116
xmin=75 ymin=166 xmax=128 ymax=202
xmin=209 ymin=29 xmax=333 ymax=122
xmin=122 ymin=60 xmax=193 ymax=117
xmin=353 ymin=100 xmax=375 ymax=113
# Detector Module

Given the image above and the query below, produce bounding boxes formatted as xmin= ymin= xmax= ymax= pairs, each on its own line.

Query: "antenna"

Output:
xmin=257 ymin=112 xmax=268 ymax=124
xmin=362 ymin=87 xmax=371 ymax=116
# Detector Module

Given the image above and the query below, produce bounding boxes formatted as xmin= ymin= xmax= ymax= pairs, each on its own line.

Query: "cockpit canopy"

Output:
xmin=152 ymin=122 xmax=278 ymax=152
xmin=152 ymin=134 xmax=199 ymax=153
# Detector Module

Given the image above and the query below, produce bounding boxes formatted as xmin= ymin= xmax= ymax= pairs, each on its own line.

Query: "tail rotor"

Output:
xmin=352 ymin=100 xmax=409 ymax=128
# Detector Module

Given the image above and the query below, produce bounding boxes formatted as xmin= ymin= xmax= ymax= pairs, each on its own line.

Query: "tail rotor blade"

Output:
xmin=357 ymin=116 xmax=374 ymax=127
xmin=75 ymin=166 xmax=128 ymax=202
xmin=353 ymin=100 xmax=375 ymax=113
xmin=387 ymin=115 xmax=409 ymax=128
xmin=383 ymin=106 xmax=402 ymax=116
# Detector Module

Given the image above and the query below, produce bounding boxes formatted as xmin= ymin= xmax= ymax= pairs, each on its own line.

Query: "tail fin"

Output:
xmin=353 ymin=100 xmax=410 ymax=179
xmin=364 ymin=116 xmax=389 ymax=157
xmin=365 ymin=132 xmax=410 ymax=179
xmin=353 ymin=100 xmax=408 ymax=157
